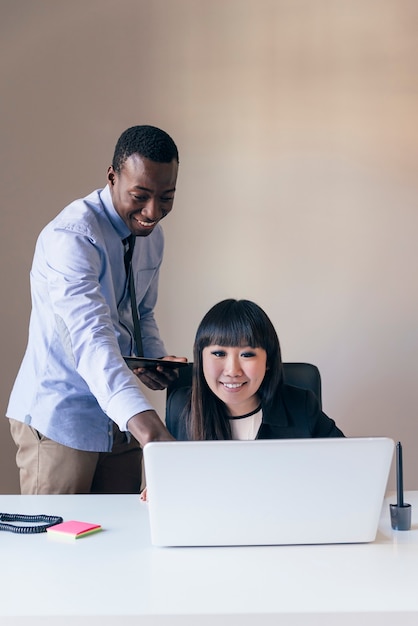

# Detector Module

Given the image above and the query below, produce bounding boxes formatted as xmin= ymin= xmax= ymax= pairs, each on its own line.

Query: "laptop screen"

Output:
xmin=143 ymin=437 xmax=394 ymax=547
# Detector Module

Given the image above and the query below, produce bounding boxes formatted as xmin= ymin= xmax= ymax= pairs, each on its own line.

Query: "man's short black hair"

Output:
xmin=112 ymin=125 xmax=179 ymax=173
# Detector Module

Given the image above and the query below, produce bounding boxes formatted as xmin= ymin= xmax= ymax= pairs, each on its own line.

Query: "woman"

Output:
xmin=167 ymin=298 xmax=344 ymax=440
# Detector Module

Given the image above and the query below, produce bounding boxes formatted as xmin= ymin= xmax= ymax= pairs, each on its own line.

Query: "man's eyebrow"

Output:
xmin=132 ymin=185 xmax=176 ymax=193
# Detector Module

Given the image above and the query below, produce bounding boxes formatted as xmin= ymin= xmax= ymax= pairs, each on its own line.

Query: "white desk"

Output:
xmin=1 ymin=491 xmax=418 ymax=626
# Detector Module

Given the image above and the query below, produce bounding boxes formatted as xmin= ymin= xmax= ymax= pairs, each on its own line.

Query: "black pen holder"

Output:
xmin=390 ymin=503 xmax=412 ymax=531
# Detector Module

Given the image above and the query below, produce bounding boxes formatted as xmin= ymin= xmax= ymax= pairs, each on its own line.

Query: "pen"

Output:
xmin=389 ymin=440 xmax=411 ymax=530
xmin=396 ymin=441 xmax=404 ymax=507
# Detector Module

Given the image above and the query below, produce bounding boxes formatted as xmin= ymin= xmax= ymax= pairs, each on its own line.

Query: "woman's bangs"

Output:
xmin=204 ymin=316 xmax=263 ymax=348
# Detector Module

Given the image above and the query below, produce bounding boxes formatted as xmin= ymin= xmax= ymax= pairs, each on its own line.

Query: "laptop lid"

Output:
xmin=143 ymin=437 xmax=394 ymax=547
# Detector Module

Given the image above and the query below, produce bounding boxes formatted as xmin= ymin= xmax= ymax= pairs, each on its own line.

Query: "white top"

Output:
xmin=1 ymin=492 xmax=418 ymax=625
xmin=229 ymin=407 xmax=262 ymax=440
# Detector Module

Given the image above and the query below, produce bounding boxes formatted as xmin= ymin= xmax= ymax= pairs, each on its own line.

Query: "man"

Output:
xmin=7 ymin=125 xmax=185 ymax=495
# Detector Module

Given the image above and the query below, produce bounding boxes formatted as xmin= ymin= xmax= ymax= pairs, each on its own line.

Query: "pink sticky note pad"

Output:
xmin=47 ymin=520 xmax=102 ymax=539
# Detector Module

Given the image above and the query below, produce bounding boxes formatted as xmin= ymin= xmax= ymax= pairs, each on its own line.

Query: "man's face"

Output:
xmin=107 ymin=154 xmax=178 ymax=237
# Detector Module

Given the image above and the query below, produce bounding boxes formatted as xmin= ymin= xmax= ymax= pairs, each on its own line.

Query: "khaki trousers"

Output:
xmin=9 ymin=419 xmax=142 ymax=495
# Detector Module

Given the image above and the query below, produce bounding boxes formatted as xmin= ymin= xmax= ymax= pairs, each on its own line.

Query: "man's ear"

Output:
xmin=107 ymin=166 xmax=116 ymax=185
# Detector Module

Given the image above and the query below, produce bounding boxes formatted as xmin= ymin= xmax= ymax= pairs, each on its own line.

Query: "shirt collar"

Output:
xmin=99 ymin=184 xmax=131 ymax=240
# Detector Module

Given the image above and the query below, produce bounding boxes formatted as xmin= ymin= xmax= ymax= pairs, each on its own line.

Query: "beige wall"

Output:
xmin=1 ymin=0 xmax=417 ymax=493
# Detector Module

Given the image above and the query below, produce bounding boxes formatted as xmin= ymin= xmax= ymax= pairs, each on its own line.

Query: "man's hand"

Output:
xmin=127 ymin=410 xmax=175 ymax=448
xmin=132 ymin=355 xmax=188 ymax=391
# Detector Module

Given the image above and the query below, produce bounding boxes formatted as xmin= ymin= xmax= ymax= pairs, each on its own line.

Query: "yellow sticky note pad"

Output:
xmin=47 ymin=520 xmax=102 ymax=540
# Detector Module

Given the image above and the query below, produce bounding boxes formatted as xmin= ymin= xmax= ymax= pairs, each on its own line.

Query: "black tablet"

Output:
xmin=124 ymin=357 xmax=189 ymax=371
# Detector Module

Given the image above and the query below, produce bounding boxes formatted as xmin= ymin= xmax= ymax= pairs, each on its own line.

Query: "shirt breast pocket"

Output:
xmin=133 ymin=268 xmax=158 ymax=304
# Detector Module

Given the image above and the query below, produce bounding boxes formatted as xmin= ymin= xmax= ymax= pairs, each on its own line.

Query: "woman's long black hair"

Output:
xmin=187 ymin=299 xmax=283 ymax=440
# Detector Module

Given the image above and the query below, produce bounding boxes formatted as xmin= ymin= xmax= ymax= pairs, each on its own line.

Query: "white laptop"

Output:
xmin=143 ymin=437 xmax=394 ymax=547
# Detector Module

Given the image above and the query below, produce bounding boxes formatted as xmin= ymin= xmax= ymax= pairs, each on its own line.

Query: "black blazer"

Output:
xmin=166 ymin=383 xmax=344 ymax=440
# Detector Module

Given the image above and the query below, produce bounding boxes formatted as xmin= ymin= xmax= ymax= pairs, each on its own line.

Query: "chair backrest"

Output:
xmin=282 ymin=362 xmax=322 ymax=407
xmin=166 ymin=362 xmax=322 ymax=433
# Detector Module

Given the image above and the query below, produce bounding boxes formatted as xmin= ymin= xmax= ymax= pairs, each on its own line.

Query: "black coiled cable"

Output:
xmin=0 ymin=513 xmax=63 ymax=534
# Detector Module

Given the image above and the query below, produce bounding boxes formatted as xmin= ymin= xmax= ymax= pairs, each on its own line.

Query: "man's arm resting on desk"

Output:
xmin=127 ymin=410 xmax=175 ymax=446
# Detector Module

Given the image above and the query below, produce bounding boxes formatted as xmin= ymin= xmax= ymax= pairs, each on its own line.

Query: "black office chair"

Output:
xmin=282 ymin=362 xmax=322 ymax=408
xmin=166 ymin=362 xmax=322 ymax=439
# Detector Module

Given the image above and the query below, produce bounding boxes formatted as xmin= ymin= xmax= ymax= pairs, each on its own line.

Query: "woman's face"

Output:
xmin=202 ymin=345 xmax=268 ymax=417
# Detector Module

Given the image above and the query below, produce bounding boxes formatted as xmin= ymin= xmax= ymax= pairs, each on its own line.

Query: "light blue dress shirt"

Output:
xmin=7 ymin=185 xmax=167 ymax=452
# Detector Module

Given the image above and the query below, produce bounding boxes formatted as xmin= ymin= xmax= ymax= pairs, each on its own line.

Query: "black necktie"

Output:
xmin=123 ymin=235 xmax=144 ymax=357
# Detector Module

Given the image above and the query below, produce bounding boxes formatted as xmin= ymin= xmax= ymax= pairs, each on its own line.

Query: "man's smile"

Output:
xmin=134 ymin=216 xmax=157 ymax=227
